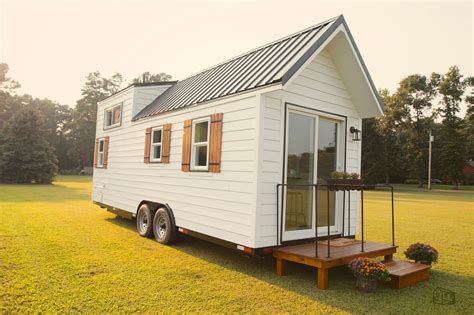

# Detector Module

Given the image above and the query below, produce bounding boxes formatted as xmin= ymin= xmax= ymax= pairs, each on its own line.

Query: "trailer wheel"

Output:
xmin=136 ymin=204 xmax=154 ymax=238
xmin=153 ymin=207 xmax=177 ymax=244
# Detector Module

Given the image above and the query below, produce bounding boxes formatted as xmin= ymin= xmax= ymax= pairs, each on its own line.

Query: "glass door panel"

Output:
xmin=316 ymin=119 xmax=338 ymax=227
xmin=285 ymin=112 xmax=315 ymax=232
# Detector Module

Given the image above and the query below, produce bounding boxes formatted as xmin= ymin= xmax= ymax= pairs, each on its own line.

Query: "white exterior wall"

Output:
xmin=255 ymin=48 xmax=362 ymax=248
xmin=132 ymin=85 xmax=172 ymax=117
xmin=93 ymin=90 xmax=259 ymax=248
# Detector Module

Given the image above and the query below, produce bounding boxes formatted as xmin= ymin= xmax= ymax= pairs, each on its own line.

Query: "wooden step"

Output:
xmin=382 ymin=259 xmax=431 ymax=289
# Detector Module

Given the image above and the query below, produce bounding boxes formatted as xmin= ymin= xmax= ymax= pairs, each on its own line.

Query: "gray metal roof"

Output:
xmin=133 ymin=15 xmax=381 ymax=120
xmin=133 ymin=17 xmax=339 ymax=120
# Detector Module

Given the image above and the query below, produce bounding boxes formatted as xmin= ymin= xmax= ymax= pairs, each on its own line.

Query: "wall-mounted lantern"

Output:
xmin=350 ymin=126 xmax=361 ymax=141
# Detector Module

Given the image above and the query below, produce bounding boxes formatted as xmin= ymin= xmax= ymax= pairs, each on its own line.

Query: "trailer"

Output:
xmin=92 ymin=14 xmax=384 ymax=255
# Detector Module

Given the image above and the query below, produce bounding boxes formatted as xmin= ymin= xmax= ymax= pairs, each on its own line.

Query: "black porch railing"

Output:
xmin=276 ymin=183 xmax=395 ymax=258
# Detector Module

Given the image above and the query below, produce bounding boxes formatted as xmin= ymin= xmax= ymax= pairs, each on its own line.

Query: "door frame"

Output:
xmin=280 ymin=102 xmax=348 ymax=243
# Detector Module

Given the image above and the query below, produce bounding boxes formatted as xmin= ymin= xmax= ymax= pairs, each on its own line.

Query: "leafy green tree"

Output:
xmin=132 ymin=72 xmax=172 ymax=84
xmin=29 ymin=97 xmax=73 ymax=170
xmin=0 ymin=107 xmax=58 ymax=183
xmin=361 ymin=117 xmax=385 ymax=184
xmin=68 ymin=71 xmax=123 ymax=169
xmin=395 ymin=73 xmax=439 ymax=187
xmin=464 ymin=76 xmax=474 ymax=162
xmin=437 ymin=66 xmax=468 ymax=188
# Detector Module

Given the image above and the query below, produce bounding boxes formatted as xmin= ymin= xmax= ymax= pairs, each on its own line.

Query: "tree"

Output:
xmin=437 ymin=66 xmax=468 ymax=188
xmin=463 ymin=76 xmax=474 ymax=162
xmin=395 ymin=73 xmax=439 ymax=187
xmin=0 ymin=63 xmax=21 ymax=92
xmin=361 ymin=117 xmax=386 ymax=184
xmin=132 ymin=72 xmax=172 ymax=84
xmin=29 ymin=97 xmax=73 ymax=170
xmin=68 ymin=71 xmax=123 ymax=169
xmin=0 ymin=107 xmax=58 ymax=183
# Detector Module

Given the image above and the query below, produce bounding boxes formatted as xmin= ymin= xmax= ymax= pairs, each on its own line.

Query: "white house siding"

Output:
xmin=93 ymin=92 xmax=259 ymax=247
xmin=255 ymin=48 xmax=362 ymax=248
xmin=132 ymin=86 xmax=172 ymax=117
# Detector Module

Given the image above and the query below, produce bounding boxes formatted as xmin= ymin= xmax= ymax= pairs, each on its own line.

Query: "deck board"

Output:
xmin=273 ymin=238 xmax=398 ymax=289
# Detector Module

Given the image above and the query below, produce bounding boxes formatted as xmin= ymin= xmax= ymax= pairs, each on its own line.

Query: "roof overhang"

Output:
xmin=282 ymin=15 xmax=383 ymax=118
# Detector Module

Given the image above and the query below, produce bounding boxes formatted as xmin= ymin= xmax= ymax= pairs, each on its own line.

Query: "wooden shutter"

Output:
xmin=181 ymin=119 xmax=192 ymax=172
xmin=209 ymin=113 xmax=223 ymax=173
xmin=93 ymin=138 xmax=99 ymax=168
xmin=162 ymin=123 xmax=172 ymax=164
xmin=144 ymin=128 xmax=152 ymax=164
xmin=102 ymin=136 xmax=110 ymax=169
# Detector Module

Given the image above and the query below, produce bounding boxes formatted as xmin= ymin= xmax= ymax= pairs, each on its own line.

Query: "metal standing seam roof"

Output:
xmin=133 ymin=15 xmax=358 ymax=120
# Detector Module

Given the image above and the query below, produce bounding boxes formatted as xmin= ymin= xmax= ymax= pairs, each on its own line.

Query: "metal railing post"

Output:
xmin=361 ymin=188 xmax=364 ymax=252
xmin=342 ymin=191 xmax=345 ymax=238
xmin=348 ymin=191 xmax=351 ymax=237
xmin=314 ymin=184 xmax=318 ymax=258
xmin=327 ymin=187 xmax=330 ymax=258
xmin=391 ymin=186 xmax=395 ymax=246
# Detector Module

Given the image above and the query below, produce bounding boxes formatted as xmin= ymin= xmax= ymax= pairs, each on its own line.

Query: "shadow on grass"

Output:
xmin=105 ymin=216 xmax=473 ymax=313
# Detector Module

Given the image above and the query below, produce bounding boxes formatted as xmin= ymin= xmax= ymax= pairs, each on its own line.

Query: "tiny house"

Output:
xmin=92 ymin=15 xmax=383 ymax=254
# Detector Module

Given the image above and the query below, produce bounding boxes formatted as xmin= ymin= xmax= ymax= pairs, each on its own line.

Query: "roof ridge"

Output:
xmin=178 ymin=15 xmax=340 ymax=82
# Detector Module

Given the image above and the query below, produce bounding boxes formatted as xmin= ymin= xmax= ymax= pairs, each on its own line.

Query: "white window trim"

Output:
xmin=150 ymin=126 xmax=163 ymax=163
xmin=97 ymin=138 xmax=105 ymax=168
xmin=190 ymin=117 xmax=211 ymax=171
xmin=103 ymin=103 xmax=122 ymax=130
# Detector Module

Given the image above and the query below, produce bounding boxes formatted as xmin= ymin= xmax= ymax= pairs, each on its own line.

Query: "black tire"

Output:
xmin=153 ymin=207 xmax=177 ymax=244
xmin=136 ymin=204 xmax=155 ymax=238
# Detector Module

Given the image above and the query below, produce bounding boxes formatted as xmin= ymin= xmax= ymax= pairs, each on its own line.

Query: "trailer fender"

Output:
xmin=136 ymin=201 xmax=177 ymax=230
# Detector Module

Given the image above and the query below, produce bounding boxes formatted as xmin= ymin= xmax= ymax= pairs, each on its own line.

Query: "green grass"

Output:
xmin=1 ymin=176 xmax=473 ymax=313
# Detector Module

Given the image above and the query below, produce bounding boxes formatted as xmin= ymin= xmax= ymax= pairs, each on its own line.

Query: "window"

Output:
xmin=191 ymin=117 xmax=210 ymax=170
xmin=104 ymin=104 xmax=122 ymax=129
xmin=150 ymin=127 xmax=163 ymax=162
xmin=97 ymin=138 xmax=105 ymax=167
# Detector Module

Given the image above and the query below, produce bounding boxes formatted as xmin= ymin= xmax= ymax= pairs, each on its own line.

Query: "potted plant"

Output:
xmin=404 ymin=243 xmax=438 ymax=265
xmin=348 ymin=257 xmax=390 ymax=292
xmin=326 ymin=172 xmax=364 ymax=191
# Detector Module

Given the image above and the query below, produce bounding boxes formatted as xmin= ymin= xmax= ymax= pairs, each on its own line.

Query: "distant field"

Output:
xmin=0 ymin=176 xmax=473 ymax=313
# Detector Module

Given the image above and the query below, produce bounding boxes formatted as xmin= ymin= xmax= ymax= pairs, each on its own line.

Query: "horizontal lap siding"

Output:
xmin=255 ymin=48 xmax=362 ymax=248
xmin=93 ymin=94 xmax=258 ymax=247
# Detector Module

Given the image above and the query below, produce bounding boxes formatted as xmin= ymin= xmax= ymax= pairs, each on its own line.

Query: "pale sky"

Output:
xmin=1 ymin=0 xmax=472 ymax=109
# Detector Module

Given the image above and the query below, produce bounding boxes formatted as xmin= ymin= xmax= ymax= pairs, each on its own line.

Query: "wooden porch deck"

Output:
xmin=273 ymin=238 xmax=397 ymax=289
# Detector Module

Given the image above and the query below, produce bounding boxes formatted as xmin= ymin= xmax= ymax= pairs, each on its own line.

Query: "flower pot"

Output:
xmin=356 ymin=278 xmax=378 ymax=293
xmin=326 ymin=179 xmax=364 ymax=191
xmin=417 ymin=260 xmax=432 ymax=265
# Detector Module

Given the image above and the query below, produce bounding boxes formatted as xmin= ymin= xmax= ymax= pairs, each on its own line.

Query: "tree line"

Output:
xmin=362 ymin=66 xmax=473 ymax=188
xmin=0 ymin=62 xmax=472 ymax=187
xmin=0 ymin=63 xmax=172 ymax=183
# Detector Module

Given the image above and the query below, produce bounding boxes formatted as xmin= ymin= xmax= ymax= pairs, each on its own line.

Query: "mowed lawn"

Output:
xmin=0 ymin=177 xmax=473 ymax=313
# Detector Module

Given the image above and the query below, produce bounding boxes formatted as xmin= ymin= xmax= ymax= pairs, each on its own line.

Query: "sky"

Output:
xmin=1 ymin=0 xmax=472 ymax=110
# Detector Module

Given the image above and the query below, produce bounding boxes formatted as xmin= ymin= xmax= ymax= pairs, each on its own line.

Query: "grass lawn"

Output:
xmin=1 ymin=176 xmax=473 ymax=313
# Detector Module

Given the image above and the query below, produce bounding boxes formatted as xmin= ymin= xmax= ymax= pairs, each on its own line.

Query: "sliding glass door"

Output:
xmin=282 ymin=108 xmax=342 ymax=241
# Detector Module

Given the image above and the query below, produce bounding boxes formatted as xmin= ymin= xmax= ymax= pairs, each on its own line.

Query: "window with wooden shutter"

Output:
xmin=209 ymin=113 xmax=223 ymax=173
xmin=144 ymin=128 xmax=152 ymax=164
xmin=93 ymin=139 xmax=99 ymax=168
xmin=161 ymin=123 xmax=172 ymax=163
xmin=181 ymin=119 xmax=192 ymax=172
xmin=102 ymin=136 xmax=110 ymax=169
xmin=94 ymin=137 xmax=109 ymax=169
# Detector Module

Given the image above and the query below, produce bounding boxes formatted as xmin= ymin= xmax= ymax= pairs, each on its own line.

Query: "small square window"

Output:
xmin=104 ymin=104 xmax=122 ymax=129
